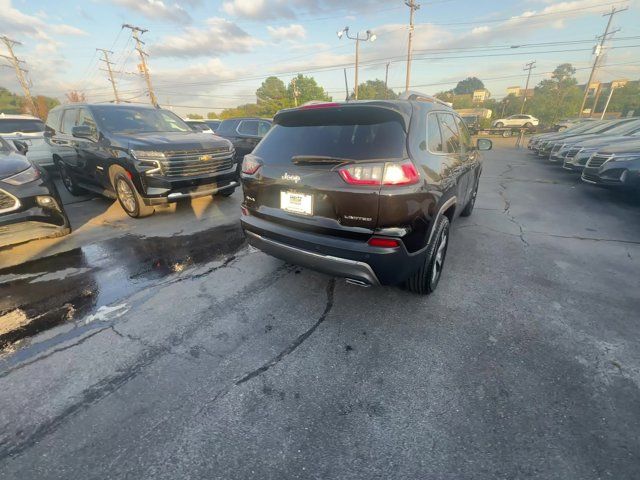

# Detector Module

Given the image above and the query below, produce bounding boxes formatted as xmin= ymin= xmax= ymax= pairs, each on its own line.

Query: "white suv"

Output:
xmin=492 ymin=114 xmax=539 ymax=129
xmin=0 ymin=113 xmax=54 ymax=167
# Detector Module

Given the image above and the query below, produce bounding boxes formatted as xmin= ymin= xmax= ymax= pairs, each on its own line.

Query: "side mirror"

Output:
xmin=72 ymin=125 xmax=94 ymax=140
xmin=13 ymin=140 xmax=28 ymax=155
xmin=477 ymin=138 xmax=492 ymax=151
xmin=44 ymin=126 xmax=55 ymax=138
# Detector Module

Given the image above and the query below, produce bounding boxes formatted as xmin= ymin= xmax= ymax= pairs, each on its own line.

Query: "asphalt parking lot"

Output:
xmin=1 ymin=138 xmax=639 ymax=479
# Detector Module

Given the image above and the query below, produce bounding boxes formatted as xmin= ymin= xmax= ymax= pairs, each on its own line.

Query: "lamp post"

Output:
xmin=337 ymin=27 xmax=376 ymax=100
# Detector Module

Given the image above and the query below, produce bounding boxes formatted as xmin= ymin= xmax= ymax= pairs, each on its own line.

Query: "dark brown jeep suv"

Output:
xmin=240 ymin=94 xmax=491 ymax=294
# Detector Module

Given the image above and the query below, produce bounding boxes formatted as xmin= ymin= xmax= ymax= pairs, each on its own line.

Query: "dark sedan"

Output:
xmin=581 ymin=140 xmax=640 ymax=190
xmin=0 ymin=136 xmax=70 ymax=248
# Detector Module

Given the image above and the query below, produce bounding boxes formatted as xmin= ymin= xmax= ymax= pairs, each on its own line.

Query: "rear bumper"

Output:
xmin=241 ymin=214 xmax=424 ymax=286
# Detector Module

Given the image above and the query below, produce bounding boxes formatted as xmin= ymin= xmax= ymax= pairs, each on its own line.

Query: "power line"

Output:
xmin=578 ymin=5 xmax=628 ymax=117
xmin=122 ymin=24 xmax=158 ymax=107
xmin=0 ymin=35 xmax=37 ymax=117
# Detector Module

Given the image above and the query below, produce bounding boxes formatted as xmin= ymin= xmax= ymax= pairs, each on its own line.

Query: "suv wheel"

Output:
xmin=111 ymin=167 xmax=154 ymax=218
xmin=461 ymin=180 xmax=479 ymax=217
xmin=405 ymin=215 xmax=450 ymax=295
xmin=494 ymin=122 xmax=504 ymax=128
xmin=57 ymin=161 xmax=84 ymax=196
xmin=524 ymin=122 xmax=533 ymax=129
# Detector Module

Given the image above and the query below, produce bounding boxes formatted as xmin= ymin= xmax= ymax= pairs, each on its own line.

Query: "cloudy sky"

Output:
xmin=1 ymin=0 xmax=639 ymax=115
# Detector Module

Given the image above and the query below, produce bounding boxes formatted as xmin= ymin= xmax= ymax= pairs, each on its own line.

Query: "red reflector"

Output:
xmin=241 ymin=206 xmax=249 ymax=216
xmin=300 ymin=102 xmax=341 ymax=110
xmin=126 ymin=170 xmax=133 ymax=180
xmin=368 ymin=237 xmax=400 ymax=248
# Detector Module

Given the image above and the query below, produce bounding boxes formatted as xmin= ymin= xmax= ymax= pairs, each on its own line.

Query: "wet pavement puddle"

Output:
xmin=0 ymin=223 xmax=246 ymax=353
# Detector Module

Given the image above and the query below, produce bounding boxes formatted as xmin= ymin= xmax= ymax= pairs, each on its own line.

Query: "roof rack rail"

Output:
xmin=399 ymin=91 xmax=451 ymax=107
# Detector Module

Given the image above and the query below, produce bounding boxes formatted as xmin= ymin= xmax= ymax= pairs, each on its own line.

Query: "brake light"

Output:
xmin=242 ymin=156 xmax=261 ymax=175
xmin=300 ymin=102 xmax=341 ymax=110
xmin=368 ymin=237 xmax=400 ymax=248
xmin=339 ymin=161 xmax=419 ymax=186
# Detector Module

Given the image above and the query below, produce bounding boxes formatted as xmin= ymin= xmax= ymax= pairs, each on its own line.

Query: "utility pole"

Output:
xmin=343 ymin=68 xmax=349 ymax=101
xmin=291 ymin=76 xmax=300 ymax=107
xmin=578 ymin=6 xmax=627 ymax=118
xmin=384 ymin=62 xmax=390 ymax=99
xmin=404 ymin=0 xmax=420 ymax=92
xmin=96 ymin=48 xmax=120 ymax=103
xmin=122 ymin=24 xmax=158 ymax=107
xmin=520 ymin=61 xmax=536 ymax=114
xmin=0 ymin=35 xmax=37 ymax=117
xmin=337 ymin=27 xmax=376 ymax=100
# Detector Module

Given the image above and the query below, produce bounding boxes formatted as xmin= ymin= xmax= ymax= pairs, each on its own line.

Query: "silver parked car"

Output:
xmin=0 ymin=113 xmax=54 ymax=168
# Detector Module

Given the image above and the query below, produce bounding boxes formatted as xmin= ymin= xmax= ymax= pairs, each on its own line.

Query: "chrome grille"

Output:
xmin=159 ymin=148 xmax=234 ymax=178
xmin=565 ymin=147 xmax=582 ymax=158
xmin=551 ymin=144 xmax=562 ymax=153
xmin=0 ymin=189 xmax=19 ymax=214
xmin=586 ymin=154 xmax=612 ymax=169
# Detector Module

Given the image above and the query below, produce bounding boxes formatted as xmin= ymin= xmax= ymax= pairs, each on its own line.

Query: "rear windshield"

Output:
xmin=255 ymin=115 xmax=407 ymax=163
xmin=0 ymin=119 xmax=45 ymax=134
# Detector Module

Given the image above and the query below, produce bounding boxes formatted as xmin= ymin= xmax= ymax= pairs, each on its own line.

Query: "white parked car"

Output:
xmin=184 ymin=119 xmax=214 ymax=134
xmin=0 ymin=113 xmax=54 ymax=167
xmin=492 ymin=114 xmax=539 ymax=129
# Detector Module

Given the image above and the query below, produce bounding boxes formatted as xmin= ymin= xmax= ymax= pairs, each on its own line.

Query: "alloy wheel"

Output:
xmin=431 ymin=229 xmax=448 ymax=286
xmin=116 ymin=178 xmax=137 ymax=213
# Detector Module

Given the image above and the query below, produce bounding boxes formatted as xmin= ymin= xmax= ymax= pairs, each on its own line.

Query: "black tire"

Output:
xmin=461 ymin=179 xmax=479 ymax=217
xmin=111 ymin=167 xmax=154 ymax=218
xmin=523 ymin=122 xmax=533 ymax=129
xmin=214 ymin=187 xmax=235 ymax=198
xmin=405 ymin=215 xmax=450 ymax=295
xmin=495 ymin=122 xmax=504 ymax=128
xmin=502 ymin=130 xmax=512 ymax=138
xmin=57 ymin=161 xmax=84 ymax=196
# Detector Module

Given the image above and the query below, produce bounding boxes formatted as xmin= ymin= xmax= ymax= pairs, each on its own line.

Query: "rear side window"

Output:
xmin=78 ymin=108 xmax=98 ymax=136
xmin=60 ymin=109 xmax=78 ymax=134
xmin=0 ymin=119 xmax=45 ymax=134
xmin=46 ymin=110 xmax=62 ymax=131
xmin=427 ymin=114 xmax=443 ymax=152
xmin=238 ymin=120 xmax=259 ymax=136
xmin=454 ymin=115 xmax=472 ymax=153
xmin=255 ymin=120 xmax=406 ymax=163
xmin=258 ymin=121 xmax=271 ymax=137
xmin=437 ymin=113 xmax=461 ymax=154
xmin=216 ymin=120 xmax=237 ymax=135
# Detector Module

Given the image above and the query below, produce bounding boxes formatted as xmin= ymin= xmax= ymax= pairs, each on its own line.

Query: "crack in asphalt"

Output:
xmin=236 ymin=278 xmax=336 ymax=385
xmin=498 ymin=179 xmax=529 ymax=248
xmin=0 ymin=260 xmax=297 ymax=461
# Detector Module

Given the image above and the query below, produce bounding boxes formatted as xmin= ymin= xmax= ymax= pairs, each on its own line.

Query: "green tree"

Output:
xmin=453 ymin=77 xmax=485 ymax=95
xmin=528 ymin=63 xmax=581 ymax=125
xmin=288 ymin=74 xmax=331 ymax=105
xmin=186 ymin=113 xmax=203 ymax=119
xmin=206 ymin=112 xmax=218 ymax=119
xmin=351 ymin=79 xmax=397 ymax=100
xmin=219 ymin=103 xmax=262 ymax=119
xmin=605 ymin=81 xmax=640 ymax=116
xmin=256 ymin=76 xmax=290 ymax=116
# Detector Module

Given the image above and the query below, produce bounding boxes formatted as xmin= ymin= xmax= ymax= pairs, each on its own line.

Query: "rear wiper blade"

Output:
xmin=291 ymin=155 xmax=354 ymax=165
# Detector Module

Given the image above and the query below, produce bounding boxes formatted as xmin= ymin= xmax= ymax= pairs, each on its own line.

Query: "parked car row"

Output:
xmin=527 ymin=117 xmax=640 ymax=189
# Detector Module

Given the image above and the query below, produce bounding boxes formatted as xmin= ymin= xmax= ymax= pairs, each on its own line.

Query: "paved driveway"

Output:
xmin=1 ymin=140 xmax=639 ymax=479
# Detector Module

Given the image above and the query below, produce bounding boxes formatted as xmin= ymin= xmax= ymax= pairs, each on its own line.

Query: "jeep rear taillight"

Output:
xmin=339 ymin=160 xmax=419 ymax=186
xmin=242 ymin=156 xmax=262 ymax=175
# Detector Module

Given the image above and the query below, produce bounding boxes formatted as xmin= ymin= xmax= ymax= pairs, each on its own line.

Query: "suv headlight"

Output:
xmin=2 ymin=165 xmax=40 ymax=185
xmin=130 ymin=150 xmax=164 ymax=174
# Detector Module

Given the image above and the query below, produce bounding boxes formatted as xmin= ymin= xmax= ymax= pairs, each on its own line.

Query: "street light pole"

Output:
xmin=337 ymin=27 xmax=376 ymax=100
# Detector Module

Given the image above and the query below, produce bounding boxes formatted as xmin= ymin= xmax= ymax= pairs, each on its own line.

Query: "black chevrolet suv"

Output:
xmin=46 ymin=103 xmax=237 ymax=217
xmin=240 ymin=94 xmax=491 ymax=294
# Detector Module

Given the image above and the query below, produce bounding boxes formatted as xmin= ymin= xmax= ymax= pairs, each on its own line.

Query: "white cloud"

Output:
xmin=0 ymin=0 xmax=88 ymax=40
xmin=222 ymin=0 xmax=389 ymax=20
xmin=110 ymin=0 xmax=193 ymax=23
xmin=152 ymin=18 xmax=265 ymax=58
xmin=267 ymin=24 xmax=306 ymax=43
